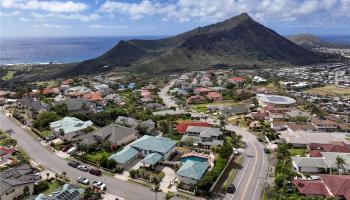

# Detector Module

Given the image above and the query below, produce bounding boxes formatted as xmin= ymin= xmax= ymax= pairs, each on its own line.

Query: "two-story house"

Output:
xmin=181 ymin=126 xmax=223 ymax=149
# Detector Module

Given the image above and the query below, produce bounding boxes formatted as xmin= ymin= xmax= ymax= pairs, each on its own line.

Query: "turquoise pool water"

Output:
xmin=180 ymin=156 xmax=208 ymax=163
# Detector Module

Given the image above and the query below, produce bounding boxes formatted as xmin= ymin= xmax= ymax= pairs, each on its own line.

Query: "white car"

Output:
xmin=92 ymin=181 xmax=106 ymax=190
xmin=77 ymin=165 xmax=88 ymax=172
xmin=77 ymin=176 xmax=89 ymax=185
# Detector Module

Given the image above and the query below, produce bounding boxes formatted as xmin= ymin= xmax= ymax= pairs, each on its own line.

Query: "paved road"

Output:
xmin=0 ymin=112 xmax=166 ymax=200
xmin=158 ymin=79 xmax=269 ymax=200
xmin=223 ymin=125 xmax=269 ymax=200
xmin=158 ymin=80 xmax=180 ymax=109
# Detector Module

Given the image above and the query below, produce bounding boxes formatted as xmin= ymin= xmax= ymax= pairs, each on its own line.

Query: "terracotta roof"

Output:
xmin=83 ymin=91 xmax=103 ymax=102
xmin=293 ymin=179 xmax=330 ymax=197
xmin=176 ymin=122 xmax=210 ymax=134
xmin=287 ymin=123 xmax=316 ymax=131
xmin=319 ymin=174 xmax=350 ymax=197
xmin=229 ymin=77 xmax=246 ymax=83
xmin=312 ymin=118 xmax=338 ymax=126
xmin=207 ymin=92 xmax=222 ymax=98
xmin=42 ymin=87 xmax=59 ymax=95
xmin=310 ymin=150 xmax=323 ymax=157
xmin=309 ymin=143 xmax=350 ymax=153
xmin=0 ymin=146 xmax=14 ymax=156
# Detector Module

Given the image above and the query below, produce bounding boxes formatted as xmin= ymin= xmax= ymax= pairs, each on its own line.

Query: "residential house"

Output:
xmin=0 ymin=146 xmax=14 ymax=164
xmin=181 ymin=126 xmax=223 ymax=148
xmin=82 ymin=92 xmax=103 ymax=103
xmin=138 ymin=119 xmax=157 ymax=135
xmin=50 ymin=117 xmax=93 ymax=140
xmin=145 ymin=103 xmax=166 ymax=111
xmin=228 ymin=77 xmax=246 ymax=84
xmin=54 ymin=98 xmax=95 ymax=114
xmin=41 ymin=88 xmax=60 ymax=95
xmin=308 ymin=142 xmax=350 ymax=157
xmin=293 ymin=175 xmax=350 ymax=200
xmin=105 ymin=94 xmax=123 ymax=104
xmin=115 ymin=116 xmax=139 ymax=128
xmin=187 ymin=96 xmax=205 ymax=104
xmin=109 ymin=135 xmax=177 ymax=168
xmin=207 ymin=92 xmax=223 ymax=102
xmin=270 ymin=121 xmax=286 ymax=131
xmin=80 ymin=124 xmax=138 ymax=147
xmin=65 ymin=86 xmax=91 ymax=96
xmin=176 ymin=160 xmax=208 ymax=186
xmin=312 ymin=117 xmax=338 ymax=132
xmin=193 ymin=87 xmax=213 ymax=95
xmin=0 ymin=164 xmax=37 ymax=200
xmin=176 ymin=122 xmax=210 ymax=134
xmin=17 ymin=97 xmax=48 ymax=118
xmin=33 ymin=184 xmax=85 ymax=200
xmin=286 ymin=123 xmax=317 ymax=133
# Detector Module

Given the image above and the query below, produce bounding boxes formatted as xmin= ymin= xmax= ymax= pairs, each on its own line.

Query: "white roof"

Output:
xmin=257 ymin=94 xmax=296 ymax=105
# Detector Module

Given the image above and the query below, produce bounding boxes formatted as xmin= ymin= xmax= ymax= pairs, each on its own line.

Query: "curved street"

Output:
xmin=0 ymin=111 xmax=166 ymax=200
xmin=159 ymin=79 xmax=269 ymax=200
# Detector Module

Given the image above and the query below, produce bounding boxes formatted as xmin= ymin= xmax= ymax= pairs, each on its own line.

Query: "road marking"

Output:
xmin=252 ymin=142 xmax=265 ymax=200
xmin=240 ymin=140 xmax=259 ymax=200
xmin=230 ymin=147 xmax=250 ymax=200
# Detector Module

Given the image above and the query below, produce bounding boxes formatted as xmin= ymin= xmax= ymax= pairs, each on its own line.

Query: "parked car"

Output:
xmin=77 ymin=165 xmax=88 ymax=172
xmin=264 ymin=148 xmax=271 ymax=154
xmin=226 ymin=184 xmax=236 ymax=193
xmin=89 ymin=168 xmax=102 ymax=176
xmin=44 ymin=135 xmax=57 ymax=142
xmin=68 ymin=161 xmax=81 ymax=168
xmin=67 ymin=147 xmax=77 ymax=155
xmin=93 ymin=181 xmax=106 ymax=190
xmin=77 ymin=176 xmax=89 ymax=185
xmin=61 ymin=144 xmax=74 ymax=152
xmin=35 ymin=173 xmax=42 ymax=180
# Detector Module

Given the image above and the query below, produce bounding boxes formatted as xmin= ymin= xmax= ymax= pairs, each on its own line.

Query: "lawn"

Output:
xmin=41 ymin=130 xmax=53 ymax=137
xmin=85 ymin=149 xmax=112 ymax=162
xmin=43 ymin=181 xmax=63 ymax=195
xmin=33 ymin=80 xmax=58 ymax=87
xmin=189 ymin=101 xmax=240 ymax=113
xmin=305 ymin=85 xmax=350 ymax=97
xmin=288 ymin=148 xmax=307 ymax=156
xmin=1 ymin=71 xmax=16 ymax=81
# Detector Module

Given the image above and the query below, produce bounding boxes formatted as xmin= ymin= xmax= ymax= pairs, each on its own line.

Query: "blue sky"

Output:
xmin=1 ymin=0 xmax=350 ymax=38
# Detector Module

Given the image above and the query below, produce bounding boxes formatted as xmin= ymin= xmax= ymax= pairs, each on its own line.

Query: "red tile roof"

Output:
xmin=207 ymin=92 xmax=222 ymax=98
xmin=309 ymin=150 xmax=323 ymax=157
xmin=309 ymin=143 xmax=350 ymax=153
xmin=176 ymin=122 xmax=210 ymax=134
xmin=42 ymin=88 xmax=60 ymax=95
xmin=229 ymin=77 xmax=246 ymax=83
xmin=319 ymin=174 xmax=350 ymax=198
xmin=293 ymin=179 xmax=330 ymax=197
xmin=0 ymin=146 xmax=14 ymax=156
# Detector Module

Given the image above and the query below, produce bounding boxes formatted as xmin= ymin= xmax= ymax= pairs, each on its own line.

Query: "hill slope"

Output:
xmin=62 ymin=13 xmax=325 ymax=75
xmin=287 ymin=34 xmax=337 ymax=48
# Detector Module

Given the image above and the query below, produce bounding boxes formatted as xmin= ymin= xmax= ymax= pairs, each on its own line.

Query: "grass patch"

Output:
xmin=128 ymin=178 xmax=153 ymax=188
xmin=288 ymin=148 xmax=307 ymax=156
xmin=1 ymin=71 xmax=16 ymax=80
xmin=84 ymin=150 xmax=111 ymax=163
xmin=305 ymin=85 xmax=350 ymax=97
xmin=346 ymin=137 xmax=350 ymax=141
xmin=41 ymin=130 xmax=53 ymax=137
xmin=223 ymin=156 xmax=243 ymax=190
xmin=33 ymin=80 xmax=58 ymax=87
xmin=42 ymin=181 xmax=62 ymax=195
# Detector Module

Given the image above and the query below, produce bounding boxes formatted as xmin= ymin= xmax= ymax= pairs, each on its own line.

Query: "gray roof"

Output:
xmin=17 ymin=97 xmax=47 ymax=112
xmin=186 ymin=126 xmax=222 ymax=137
xmin=33 ymin=184 xmax=85 ymax=200
xmin=321 ymin=152 xmax=350 ymax=170
xmin=292 ymin=157 xmax=327 ymax=168
xmin=0 ymin=164 xmax=37 ymax=195
xmin=139 ymin=119 xmax=156 ymax=132
xmin=86 ymin=124 xmax=138 ymax=145
xmin=115 ymin=116 xmax=139 ymax=128
xmin=181 ymin=135 xmax=223 ymax=146
xmin=54 ymin=98 xmax=94 ymax=112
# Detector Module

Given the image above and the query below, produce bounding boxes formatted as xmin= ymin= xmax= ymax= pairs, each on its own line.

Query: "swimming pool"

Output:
xmin=180 ymin=156 xmax=208 ymax=163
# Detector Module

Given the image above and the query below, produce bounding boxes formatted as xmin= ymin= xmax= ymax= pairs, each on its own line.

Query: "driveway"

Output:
xmin=157 ymin=166 xmax=176 ymax=193
xmin=0 ymin=112 xmax=169 ymax=200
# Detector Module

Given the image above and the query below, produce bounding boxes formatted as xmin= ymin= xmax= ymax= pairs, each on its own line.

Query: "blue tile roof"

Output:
xmin=141 ymin=153 xmax=163 ymax=165
xmin=108 ymin=146 xmax=139 ymax=164
xmin=129 ymin=135 xmax=177 ymax=154
xmin=176 ymin=160 xmax=208 ymax=180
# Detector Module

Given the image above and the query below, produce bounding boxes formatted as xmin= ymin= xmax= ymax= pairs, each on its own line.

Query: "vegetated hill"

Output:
xmin=287 ymin=34 xmax=339 ymax=49
xmin=59 ymin=13 xmax=326 ymax=76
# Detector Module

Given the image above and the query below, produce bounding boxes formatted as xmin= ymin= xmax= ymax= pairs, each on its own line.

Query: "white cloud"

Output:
xmin=35 ymin=23 xmax=70 ymax=29
xmin=88 ymin=24 xmax=128 ymax=29
xmin=30 ymin=12 xmax=100 ymax=22
xmin=0 ymin=10 xmax=20 ymax=16
xmin=98 ymin=0 xmax=350 ymax=26
xmin=19 ymin=17 xmax=30 ymax=21
xmin=1 ymin=0 xmax=88 ymax=13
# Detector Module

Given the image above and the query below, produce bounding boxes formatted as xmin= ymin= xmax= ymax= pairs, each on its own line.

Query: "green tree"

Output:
xmin=336 ymin=156 xmax=346 ymax=174
xmin=33 ymin=111 xmax=60 ymax=130
xmin=51 ymin=103 xmax=68 ymax=117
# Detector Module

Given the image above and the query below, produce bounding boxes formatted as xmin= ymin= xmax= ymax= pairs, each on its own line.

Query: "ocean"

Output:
xmin=0 ymin=36 xmax=164 ymax=65
xmin=0 ymin=35 xmax=349 ymax=65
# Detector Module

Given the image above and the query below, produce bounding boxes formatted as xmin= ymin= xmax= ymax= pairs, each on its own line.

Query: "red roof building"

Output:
xmin=186 ymin=95 xmax=205 ymax=104
xmin=228 ymin=77 xmax=246 ymax=84
xmin=293 ymin=175 xmax=350 ymax=200
xmin=207 ymin=92 xmax=223 ymax=102
xmin=0 ymin=146 xmax=14 ymax=161
xmin=194 ymin=87 xmax=213 ymax=95
xmin=42 ymin=87 xmax=60 ymax=95
xmin=308 ymin=143 xmax=350 ymax=154
xmin=83 ymin=91 xmax=103 ymax=102
xmin=176 ymin=122 xmax=210 ymax=134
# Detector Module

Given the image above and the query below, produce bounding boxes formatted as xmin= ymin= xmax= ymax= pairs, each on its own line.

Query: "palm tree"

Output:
xmin=336 ymin=156 xmax=346 ymax=174
xmin=62 ymin=171 xmax=67 ymax=179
